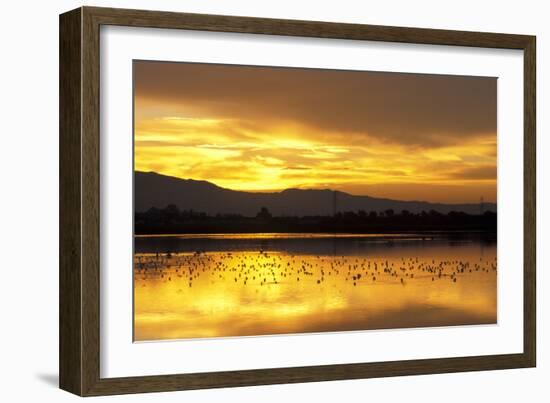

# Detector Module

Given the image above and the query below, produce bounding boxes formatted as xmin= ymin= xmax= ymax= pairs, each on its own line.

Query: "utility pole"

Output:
xmin=480 ymin=196 xmax=484 ymax=215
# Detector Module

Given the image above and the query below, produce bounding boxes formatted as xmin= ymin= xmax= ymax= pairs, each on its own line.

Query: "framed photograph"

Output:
xmin=59 ymin=6 xmax=536 ymax=396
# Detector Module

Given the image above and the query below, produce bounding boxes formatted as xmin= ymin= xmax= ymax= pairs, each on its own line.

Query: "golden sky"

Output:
xmin=134 ymin=61 xmax=497 ymax=204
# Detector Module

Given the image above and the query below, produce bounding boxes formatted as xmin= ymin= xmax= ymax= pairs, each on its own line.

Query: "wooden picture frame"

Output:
xmin=59 ymin=6 xmax=536 ymax=396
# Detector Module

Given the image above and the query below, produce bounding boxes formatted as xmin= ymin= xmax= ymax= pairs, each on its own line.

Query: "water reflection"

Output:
xmin=134 ymin=233 xmax=496 ymax=341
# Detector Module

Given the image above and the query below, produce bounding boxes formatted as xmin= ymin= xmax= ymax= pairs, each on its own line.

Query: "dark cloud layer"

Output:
xmin=134 ymin=61 xmax=496 ymax=147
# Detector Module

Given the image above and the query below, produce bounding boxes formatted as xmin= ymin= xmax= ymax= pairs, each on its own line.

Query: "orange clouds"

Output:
xmin=134 ymin=61 xmax=497 ymax=203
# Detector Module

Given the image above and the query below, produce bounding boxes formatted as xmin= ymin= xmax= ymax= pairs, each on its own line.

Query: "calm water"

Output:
xmin=134 ymin=233 xmax=497 ymax=341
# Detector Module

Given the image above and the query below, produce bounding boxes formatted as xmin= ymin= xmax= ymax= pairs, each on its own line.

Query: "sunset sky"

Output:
xmin=134 ymin=61 xmax=497 ymax=204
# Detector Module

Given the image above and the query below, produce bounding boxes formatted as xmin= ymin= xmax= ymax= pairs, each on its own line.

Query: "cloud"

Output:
xmin=449 ymin=165 xmax=497 ymax=180
xmin=133 ymin=61 xmax=497 ymax=203
xmin=134 ymin=61 xmax=496 ymax=147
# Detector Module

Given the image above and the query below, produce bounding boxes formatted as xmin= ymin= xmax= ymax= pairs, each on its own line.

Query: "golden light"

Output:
xmin=133 ymin=63 xmax=496 ymax=204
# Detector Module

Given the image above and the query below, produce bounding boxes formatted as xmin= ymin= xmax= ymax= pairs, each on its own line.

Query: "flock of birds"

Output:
xmin=134 ymin=251 xmax=497 ymax=289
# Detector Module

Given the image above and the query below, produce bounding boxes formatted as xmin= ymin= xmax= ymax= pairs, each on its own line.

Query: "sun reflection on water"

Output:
xmin=134 ymin=237 xmax=496 ymax=341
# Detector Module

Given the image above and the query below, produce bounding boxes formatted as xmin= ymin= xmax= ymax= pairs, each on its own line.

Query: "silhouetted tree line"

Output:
xmin=135 ymin=205 xmax=497 ymax=235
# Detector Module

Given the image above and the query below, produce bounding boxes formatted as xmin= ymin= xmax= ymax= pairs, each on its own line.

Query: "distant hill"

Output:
xmin=135 ymin=171 xmax=496 ymax=216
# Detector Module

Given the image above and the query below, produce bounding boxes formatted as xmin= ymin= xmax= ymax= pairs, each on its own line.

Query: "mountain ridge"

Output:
xmin=134 ymin=171 xmax=496 ymax=216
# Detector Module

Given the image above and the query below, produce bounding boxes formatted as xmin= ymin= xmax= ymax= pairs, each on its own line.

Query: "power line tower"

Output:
xmin=480 ymin=196 xmax=484 ymax=215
